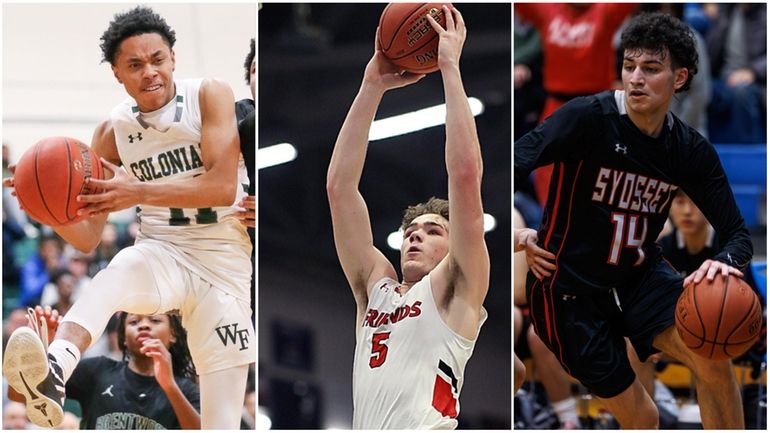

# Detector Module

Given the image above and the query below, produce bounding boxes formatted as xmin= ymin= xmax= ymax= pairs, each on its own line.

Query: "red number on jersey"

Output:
xmin=369 ymin=332 xmax=391 ymax=368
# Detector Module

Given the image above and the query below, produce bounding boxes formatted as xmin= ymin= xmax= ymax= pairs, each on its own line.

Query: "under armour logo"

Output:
xmin=615 ymin=143 xmax=627 ymax=154
xmin=101 ymin=385 xmax=114 ymax=397
xmin=562 ymin=294 xmax=577 ymax=301
xmin=215 ymin=323 xmax=250 ymax=351
xmin=128 ymin=132 xmax=143 ymax=143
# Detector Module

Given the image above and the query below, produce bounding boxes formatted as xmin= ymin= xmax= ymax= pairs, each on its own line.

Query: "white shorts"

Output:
xmin=63 ymin=239 xmax=254 ymax=375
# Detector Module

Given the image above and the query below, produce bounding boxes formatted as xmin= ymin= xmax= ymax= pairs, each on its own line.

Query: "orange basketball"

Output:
xmin=378 ymin=3 xmax=452 ymax=74
xmin=675 ymin=274 xmax=762 ymax=360
xmin=13 ymin=137 xmax=104 ymax=227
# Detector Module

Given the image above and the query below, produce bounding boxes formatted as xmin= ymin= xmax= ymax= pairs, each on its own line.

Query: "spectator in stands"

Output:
xmin=515 ymin=3 xmax=638 ymax=206
xmin=513 ymin=12 xmax=545 ymax=140
xmin=19 ymin=234 xmax=63 ymax=307
xmin=2 ymin=401 xmax=29 ymax=429
xmin=67 ymin=250 xmax=94 ymax=293
xmin=705 ymin=3 xmax=767 ymax=143
xmin=2 ymin=308 xmax=27 ymax=352
xmin=93 ymin=222 xmax=120 ymax=271
xmin=3 ymin=201 xmax=25 ymax=289
xmin=3 ymin=143 xmax=27 ymax=289
xmin=40 ymin=251 xmax=90 ymax=312
xmin=49 ymin=268 xmax=77 ymax=316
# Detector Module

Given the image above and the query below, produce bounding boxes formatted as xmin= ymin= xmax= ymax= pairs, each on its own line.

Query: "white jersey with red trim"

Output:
xmin=110 ymin=78 xmax=251 ymax=301
xmin=352 ymin=272 xmax=487 ymax=429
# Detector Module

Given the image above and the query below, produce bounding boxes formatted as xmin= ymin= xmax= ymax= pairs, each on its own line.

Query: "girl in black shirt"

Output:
xmin=10 ymin=307 xmax=200 ymax=429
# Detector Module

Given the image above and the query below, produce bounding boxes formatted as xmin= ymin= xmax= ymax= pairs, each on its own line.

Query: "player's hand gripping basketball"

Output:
xmin=363 ymin=27 xmax=426 ymax=92
xmin=77 ymin=158 xmax=141 ymax=216
xmin=515 ymin=228 xmax=556 ymax=280
xmin=426 ymin=5 xmax=465 ymax=72
xmin=683 ymin=258 xmax=744 ymax=288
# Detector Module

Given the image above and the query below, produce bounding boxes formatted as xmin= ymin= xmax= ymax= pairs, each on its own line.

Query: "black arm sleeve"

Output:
xmin=681 ymin=137 xmax=753 ymax=269
xmin=514 ymin=96 xmax=594 ymax=190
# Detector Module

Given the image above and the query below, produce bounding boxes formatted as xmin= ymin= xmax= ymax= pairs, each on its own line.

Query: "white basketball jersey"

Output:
xmin=111 ymin=78 xmax=252 ymax=300
xmin=352 ymin=273 xmax=487 ymax=429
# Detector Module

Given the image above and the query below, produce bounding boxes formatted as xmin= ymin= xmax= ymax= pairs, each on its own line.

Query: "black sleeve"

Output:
xmin=514 ymin=96 xmax=594 ymax=190
xmin=238 ymin=110 xmax=256 ymax=195
xmin=680 ymin=136 xmax=753 ymax=269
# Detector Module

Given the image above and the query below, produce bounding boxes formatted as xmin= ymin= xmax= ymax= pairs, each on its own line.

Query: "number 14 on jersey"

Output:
xmin=608 ymin=212 xmax=648 ymax=266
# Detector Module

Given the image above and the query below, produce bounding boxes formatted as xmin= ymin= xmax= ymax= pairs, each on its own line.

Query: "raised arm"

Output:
xmin=428 ymin=7 xmax=490 ymax=327
xmin=140 ymin=338 xmax=201 ymax=429
xmin=327 ymin=29 xmax=424 ymax=309
xmin=80 ymin=78 xmax=240 ymax=214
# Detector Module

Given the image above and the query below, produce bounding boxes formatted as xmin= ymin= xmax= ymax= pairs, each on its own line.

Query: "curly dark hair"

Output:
xmin=400 ymin=197 xmax=449 ymax=230
xmin=244 ymin=38 xmax=255 ymax=84
xmin=100 ymin=6 xmax=176 ymax=65
xmin=117 ymin=312 xmax=197 ymax=380
xmin=620 ymin=12 xmax=698 ymax=93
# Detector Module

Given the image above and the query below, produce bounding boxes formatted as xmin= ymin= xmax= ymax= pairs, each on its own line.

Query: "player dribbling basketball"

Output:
xmin=514 ymin=12 xmax=752 ymax=428
xmin=327 ymin=6 xmax=488 ymax=429
xmin=2 ymin=6 xmax=253 ymax=429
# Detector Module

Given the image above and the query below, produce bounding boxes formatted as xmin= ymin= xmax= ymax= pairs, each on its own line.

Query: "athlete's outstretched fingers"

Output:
xmin=426 ymin=12 xmax=443 ymax=34
xmin=453 ymin=6 xmax=465 ymax=30
xmin=684 ymin=259 xmax=743 ymax=287
xmin=443 ymin=5 xmax=455 ymax=32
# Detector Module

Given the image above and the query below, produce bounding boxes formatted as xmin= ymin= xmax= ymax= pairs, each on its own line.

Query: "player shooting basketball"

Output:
xmin=327 ymin=6 xmax=488 ymax=429
xmin=3 ymin=6 xmax=253 ymax=429
xmin=514 ymin=12 xmax=752 ymax=428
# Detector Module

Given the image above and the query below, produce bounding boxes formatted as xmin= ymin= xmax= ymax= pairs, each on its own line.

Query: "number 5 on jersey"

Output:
xmin=369 ymin=332 xmax=391 ymax=368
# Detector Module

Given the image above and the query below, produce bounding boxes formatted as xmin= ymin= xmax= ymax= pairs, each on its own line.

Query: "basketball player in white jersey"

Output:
xmin=2 ymin=6 xmax=253 ymax=429
xmin=327 ymin=7 xmax=488 ymax=428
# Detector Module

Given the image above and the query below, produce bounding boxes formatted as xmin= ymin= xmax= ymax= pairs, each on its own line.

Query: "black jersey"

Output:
xmin=67 ymin=357 xmax=200 ymax=429
xmin=514 ymin=90 xmax=752 ymax=292
xmin=235 ymin=98 xmax=255 ymax=196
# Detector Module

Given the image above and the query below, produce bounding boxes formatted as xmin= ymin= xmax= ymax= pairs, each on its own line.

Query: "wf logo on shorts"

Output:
xmin=215 ymin=323 xmax=250 ymax=351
